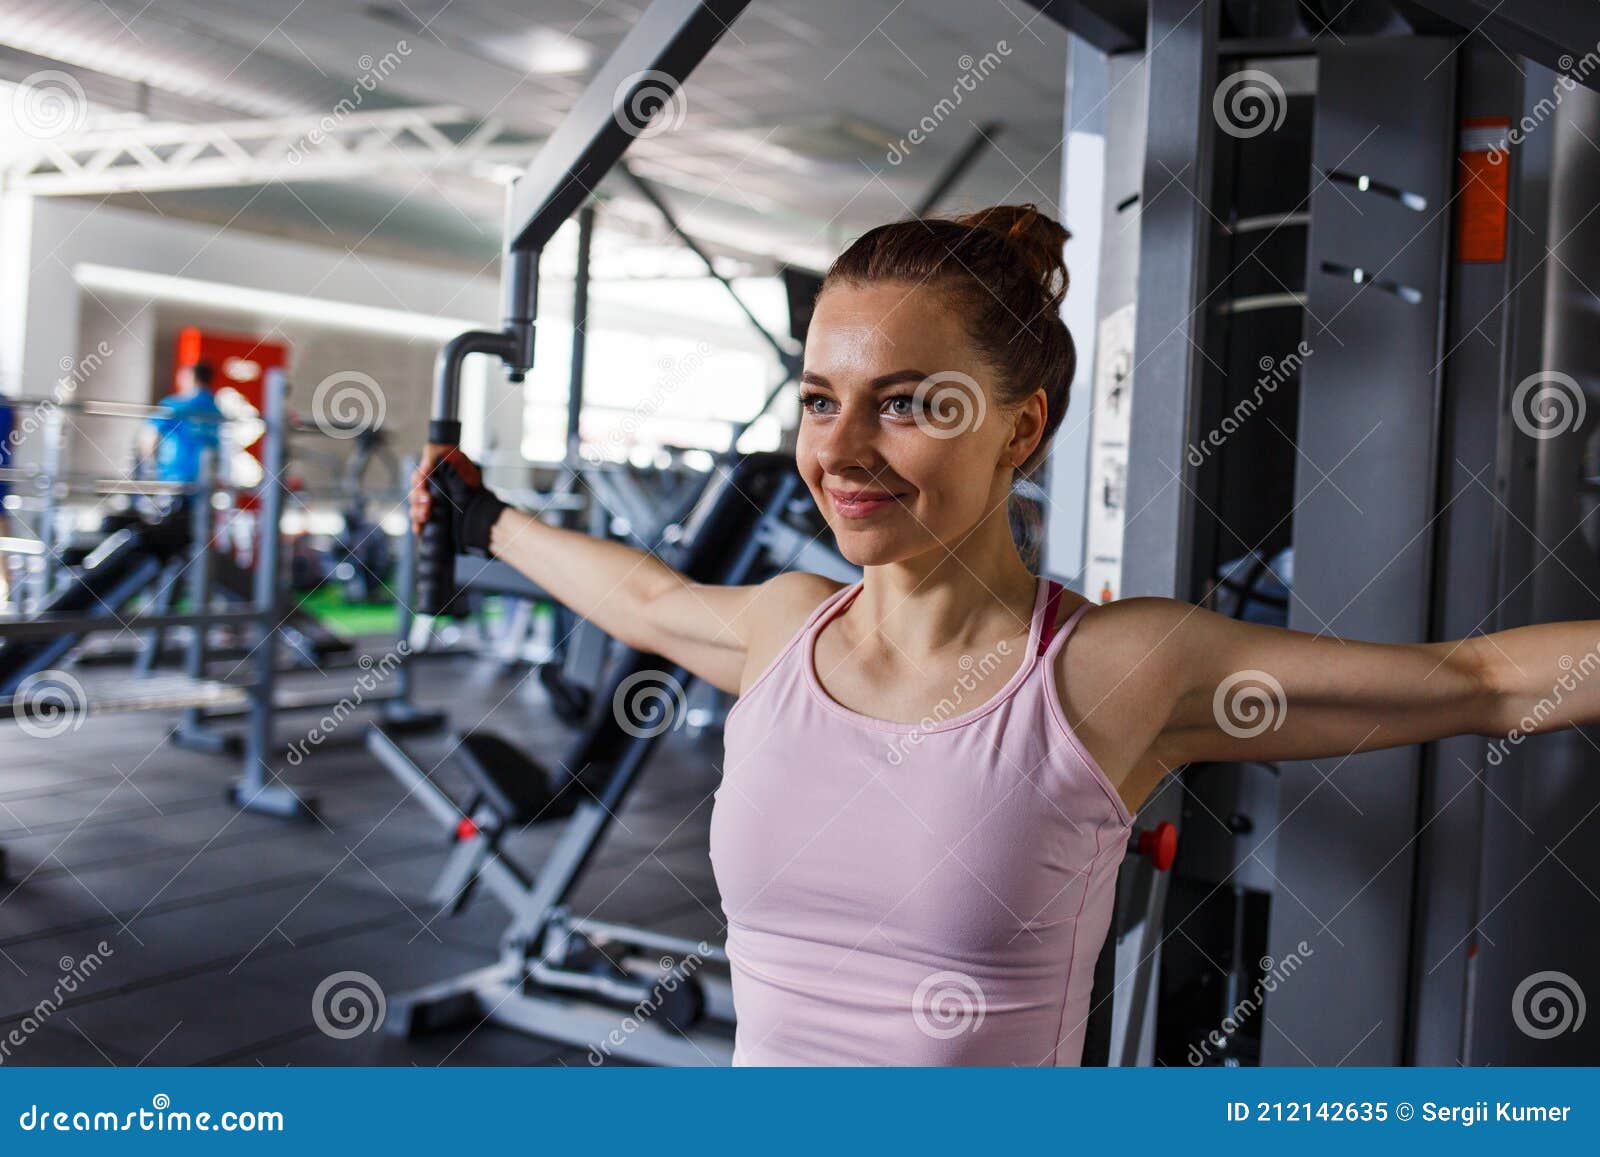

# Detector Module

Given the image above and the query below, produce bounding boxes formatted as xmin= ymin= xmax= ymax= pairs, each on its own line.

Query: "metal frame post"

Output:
xmin=378 ymin=452 xmax=446 ymax=732
xmin=1120 ymin=0 xmax=1218 ymax=602
xmin=567 ymin=202 xmax=594 ymax=468
xmin=231 ymin=368 xmax=315 ymax=819
xmin=170 ymin=449 xmax=227 ymax=748
xmin=36 ymin=402 xmax=64 ymax=602
xmin=185 ymin=448 xmax=214 ymax=681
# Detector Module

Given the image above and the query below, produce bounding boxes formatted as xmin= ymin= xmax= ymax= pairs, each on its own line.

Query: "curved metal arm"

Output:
xmin=416 ymin=250 xmax=539 ymax=616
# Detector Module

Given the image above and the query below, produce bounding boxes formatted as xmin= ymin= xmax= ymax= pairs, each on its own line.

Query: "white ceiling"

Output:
xmin=0 ymin=0 xmax=1070 ymax=278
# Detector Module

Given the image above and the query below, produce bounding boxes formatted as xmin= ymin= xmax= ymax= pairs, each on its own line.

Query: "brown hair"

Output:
xmin=818 ymin=203 xmax=1075 ymax=568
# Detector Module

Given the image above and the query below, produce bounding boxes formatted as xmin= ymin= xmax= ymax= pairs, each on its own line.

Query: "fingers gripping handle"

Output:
xmin=416 ymin=418 xmax=461 ymax=616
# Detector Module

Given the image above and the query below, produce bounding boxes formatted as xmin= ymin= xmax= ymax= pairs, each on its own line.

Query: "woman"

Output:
xmin=412 ymin=204 xmax=1593 ymax=1066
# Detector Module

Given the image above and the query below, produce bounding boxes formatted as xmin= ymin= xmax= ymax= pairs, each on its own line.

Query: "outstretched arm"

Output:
xmin=410 ymin=444 xmax=798 ymax=697
xmin=1132 ymin=599 xmax=1600 ymax=769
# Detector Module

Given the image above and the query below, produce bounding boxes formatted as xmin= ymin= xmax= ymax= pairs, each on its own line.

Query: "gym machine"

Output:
xmin=0 ymin=370 xmax=443 ymax=878
xmin=1050 ymin=0 xmax=1600 ymax=1064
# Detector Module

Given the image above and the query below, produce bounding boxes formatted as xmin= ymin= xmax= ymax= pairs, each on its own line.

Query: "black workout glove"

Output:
xmin=429 ymin=458 xmax=508 ymax=557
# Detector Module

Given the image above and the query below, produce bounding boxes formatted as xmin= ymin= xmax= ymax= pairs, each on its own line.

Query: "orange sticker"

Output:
xmin=1456 ymin=117 xmax=1510 ymax=263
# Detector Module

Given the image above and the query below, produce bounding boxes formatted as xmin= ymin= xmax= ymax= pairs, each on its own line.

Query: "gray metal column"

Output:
xmin=1262 ymin=37 xmax=1459 ymax=1066
xmin=566 ymin=202 xmax=594 ymax=468
xmin=1408 ymin=49 xmax=1557 ymax=1068
xmin=232 ymin=368 xmax=315 ymax=820
xmin=1455 ymin=72 xmax=1600 ymax=1067
xmin=1120 ymin=0 xmax=1218 ymax=601
xmin=173 ymin=449 xmax=215 ymax=730
xmin=1044 ymin=35 xmax=1106 ymax=589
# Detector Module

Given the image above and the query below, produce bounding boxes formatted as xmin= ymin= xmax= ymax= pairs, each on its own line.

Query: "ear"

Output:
xmin=1004 ymin=388 xmax=1048 ymax=468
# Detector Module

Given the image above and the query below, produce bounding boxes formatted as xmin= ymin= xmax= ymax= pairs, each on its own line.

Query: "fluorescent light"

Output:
xmin=479 ymin=28 xmax=592 ymax=76
xmin=73 ymin=264 xmax=482 ymax=339
xmin=526 ymin=29 xmax=592 ymax=74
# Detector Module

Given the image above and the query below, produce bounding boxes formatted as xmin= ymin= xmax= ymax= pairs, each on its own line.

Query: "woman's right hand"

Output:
xmin=409 ymin=444 xmax=483 ymax=538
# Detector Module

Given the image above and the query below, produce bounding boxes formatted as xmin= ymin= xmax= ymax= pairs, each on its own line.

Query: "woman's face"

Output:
xmin=797 ymin=281 xmax=1041 ymax=566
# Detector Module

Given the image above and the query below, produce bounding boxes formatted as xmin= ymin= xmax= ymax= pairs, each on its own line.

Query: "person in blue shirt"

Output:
xmin=139 ymin=362 xmax=223 ymax=487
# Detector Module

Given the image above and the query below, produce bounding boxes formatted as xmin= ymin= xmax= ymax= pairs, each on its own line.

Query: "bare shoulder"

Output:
xmin=1070 ymin=595 xmax=1206 ymax=654
xmin=737 ymin=571 xmax=849 ymax=695
xmin=1050 ymin=595 xmax=1201 ymax=813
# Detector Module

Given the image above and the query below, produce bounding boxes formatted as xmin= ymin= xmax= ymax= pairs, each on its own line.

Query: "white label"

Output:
xmin=1084 ymin=302 xmax=1135 ymax=604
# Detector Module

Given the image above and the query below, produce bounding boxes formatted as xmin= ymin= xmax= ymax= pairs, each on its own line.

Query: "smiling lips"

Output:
xmin=827 ymin=488 xmax=903 ymax=519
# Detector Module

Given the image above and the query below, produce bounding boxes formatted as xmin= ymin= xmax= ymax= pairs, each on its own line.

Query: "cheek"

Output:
xmin=794 ymin=422 xmax=995 ymax=511
xmin=885 ymin=437 xmax=993 ymax=522
xmin=911 ymin=430 xmax=989 ymax=482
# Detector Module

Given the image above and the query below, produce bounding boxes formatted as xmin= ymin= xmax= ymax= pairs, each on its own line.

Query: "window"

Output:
xmin=521 ymin=269 xmax=794 ymax=464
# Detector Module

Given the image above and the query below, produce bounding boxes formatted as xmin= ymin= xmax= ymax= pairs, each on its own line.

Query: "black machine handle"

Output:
xmin=414 ymin=254 xmax=536 ymax=618
xmin=415 ymin=417 xmax=464 ymax=616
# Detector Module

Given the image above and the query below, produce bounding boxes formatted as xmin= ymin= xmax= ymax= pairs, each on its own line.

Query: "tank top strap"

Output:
xmin=725 ymin=580 xmax=862 ymax=729
xmin=1036 ymin=579 xmax=1067 ymax=657
xmin=807 ymin=579 xmax=864 ymax=635
xmin=1040 ymin=595 xmax=1094 ymax=662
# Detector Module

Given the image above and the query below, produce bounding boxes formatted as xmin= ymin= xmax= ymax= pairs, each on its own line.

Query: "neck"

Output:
xmin=849 ymin=502 xmax=1038 ymax=657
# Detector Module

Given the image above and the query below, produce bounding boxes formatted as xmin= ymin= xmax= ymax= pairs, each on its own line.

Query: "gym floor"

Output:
xmin=0 ymin=648 xmax=726 ymax=1066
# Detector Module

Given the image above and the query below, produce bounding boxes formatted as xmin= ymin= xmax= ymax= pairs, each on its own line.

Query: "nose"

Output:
xmin=811 ymin=403 xmax=883 ymax=479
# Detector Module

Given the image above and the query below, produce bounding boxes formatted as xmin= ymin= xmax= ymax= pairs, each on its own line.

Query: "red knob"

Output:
xmin=455 ymin=816 xmax=480 ymax=841
xmin=1133 ymin=821 xmax=1178 ymax=871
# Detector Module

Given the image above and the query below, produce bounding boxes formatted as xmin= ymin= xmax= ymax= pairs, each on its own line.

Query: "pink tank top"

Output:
xmin=710 ymin=576 xmax=1136 ymax=1066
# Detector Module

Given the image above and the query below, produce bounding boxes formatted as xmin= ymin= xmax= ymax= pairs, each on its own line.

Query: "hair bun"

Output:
xmin=952 ymin=204 xmax=1071 ymax=314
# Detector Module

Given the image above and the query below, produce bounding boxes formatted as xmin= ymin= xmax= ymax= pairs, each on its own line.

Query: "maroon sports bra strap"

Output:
xmin=1037 ymin=580 xmax=1065 ymax=657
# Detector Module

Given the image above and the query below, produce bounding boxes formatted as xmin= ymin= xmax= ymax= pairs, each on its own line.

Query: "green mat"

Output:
xmin=293 ymin=589 xmax=542 ymax=638
xmin=296 ymin=588 xmax=399 ymax=638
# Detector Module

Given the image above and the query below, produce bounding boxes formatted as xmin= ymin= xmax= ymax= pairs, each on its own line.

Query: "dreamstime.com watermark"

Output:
xmin=586 ymin=944 xmax=713 ymax=1064
xmin=886 ymin=42 xmax=1012 ymax=165
xmin=285 ymin=644 xmax=410 ymax=766
xmin=311 ymin=369 xmax=386 ymax=439
xmin=583 ymin=341 xmax=714 ymax=464
xmin=884 ymin=639 xmax=1015 ymax=766
xmin=1512 ymin=969 xmax=1586 ymax=1040
xmin=12 ymin=669 xmax=89 ymax=739
xmin=3 ymin=342 xmax=114 ymax=462
xmin=1213 ymin=69 xmax=1287 ymax=139
xmin=913 ymin=970 xmax=987 ymax=1039
xmin=912 ymin=371 xmax=987 ymax=439
xmin=0 ymin=942 xmax=115 ymax=1065
xmin=1212 ymin=668 xmax=1288 ymax=740
xmin=1488 ymin=42 xmax=1600 ymax=164
xmin=1509 ymin=370 xmax=1585 ymax=442
xmin=1187 ymin=940 xmax=1313 ymax=1066
xmin=312 ymin=970 xmax=386 ymax=1039
xmin=5 ymin=69 xmax=89 ymax=140
xmin=16 ymin=1095 xmax=283 ymax=1134
xmin=285 ymin=41 xmax=412 ymax=164
xmin=613 ymin=70 xmax=689 ymax=140
xmin=1484 ymin=641 xmax=1600 ymax=767
xmin=613 ymin=669 xmax=689 ymax=739
xmin=1187 ymin=341 xmax=1312 ymax=467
